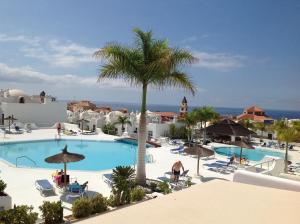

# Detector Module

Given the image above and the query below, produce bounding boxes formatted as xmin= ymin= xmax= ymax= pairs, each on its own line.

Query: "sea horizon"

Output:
xmin=63 ymin=99 xmax=300 ymax=120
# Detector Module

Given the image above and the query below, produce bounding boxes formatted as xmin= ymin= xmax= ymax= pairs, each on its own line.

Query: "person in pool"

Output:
xmin=227 ymin=155 xmax=236 ymax=166
xmin=171 ymin=160 xmax=184 ymax=183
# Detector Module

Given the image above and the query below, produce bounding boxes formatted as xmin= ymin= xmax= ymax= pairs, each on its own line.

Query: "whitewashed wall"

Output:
xmin=1 ymin=102 xmax=67 ymax=127
xmin=148 ymin=122 xmax=184 ymax=139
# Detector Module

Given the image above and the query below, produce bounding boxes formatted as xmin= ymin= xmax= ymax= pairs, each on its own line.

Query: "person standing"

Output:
xmin=57 ymin=122 xmax=62 ymax=137
xmin=172 ymin=160 xmax=184 ymax=183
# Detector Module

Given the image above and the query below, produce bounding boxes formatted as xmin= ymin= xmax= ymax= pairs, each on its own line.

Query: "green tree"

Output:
xmin=273 ymin=119 xmax=300 ymax=172
xmin=238 ymin=119 xmax=254 ymax=130
xmin=102 ymin=123 xmax=117 ymax=135
xmin=184 ymin=112 xmax=197 ymax=146
xmin=111 ymin=166 xmax=135 ymax=205
xmin=113 ymin=116 xmax=132 ymax=134
xmin=254 ymin=122 xmax=268 ymax=137
xmin=169 ymin=123 xmax=176 ymax=139
xmin=193 ymin=106 xmax=219 ymax=144
xmin=94 ymin=28 xmax=196 ymax=185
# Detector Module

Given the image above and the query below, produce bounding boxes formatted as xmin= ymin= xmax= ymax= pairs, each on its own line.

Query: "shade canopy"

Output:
xmin=45 ymin=145 xmax=85 ymax=164
xmin=184 ymin=146 xmax=215 ymax=157
xmin=203 ymin=119 xmax=255 ymax=137
xmin=78 ymin=118 xmax=89 ymax=123
xmin=229 ymin=141 xmax=255 ymax=149
xmin=4 ymin=116 xmax=17 ymax=121
xmin=228 ymin=140 xmax=254 ymax=164
xmin=184 ymin=146 xmax=215 ymax=176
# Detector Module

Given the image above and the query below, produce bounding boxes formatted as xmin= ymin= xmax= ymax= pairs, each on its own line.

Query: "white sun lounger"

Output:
xmin=35 ymin=179 xmax=55 ymax=196
xmin=102 ymin=173 xmax=113 ymax=187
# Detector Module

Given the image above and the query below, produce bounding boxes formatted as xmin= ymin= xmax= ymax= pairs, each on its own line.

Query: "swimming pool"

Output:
xmin=0 ymin=140 xmax=141 ymax=171
xmin=214 ymin=147 xmax=284 ymax=161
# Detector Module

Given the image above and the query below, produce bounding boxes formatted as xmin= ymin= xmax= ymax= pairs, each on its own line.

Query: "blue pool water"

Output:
xmin=0 ymin=140 xmax=139 ymax=171
xmin=214 ymin=147 xmax=284 ymax=161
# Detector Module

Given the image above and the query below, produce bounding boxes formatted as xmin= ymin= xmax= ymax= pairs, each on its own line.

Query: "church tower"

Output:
xmin=179 ymin=96 xmax=188 ymax=118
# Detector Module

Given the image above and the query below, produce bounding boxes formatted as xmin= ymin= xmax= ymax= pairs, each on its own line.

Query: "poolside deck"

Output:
xmin=0 ymin=129 xmax=234 ymax=215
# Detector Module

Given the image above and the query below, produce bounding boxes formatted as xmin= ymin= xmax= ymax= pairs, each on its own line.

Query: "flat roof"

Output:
xmin=78 ymin=180 xmax=300 ymax=224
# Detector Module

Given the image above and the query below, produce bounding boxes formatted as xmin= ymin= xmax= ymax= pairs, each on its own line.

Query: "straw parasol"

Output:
xmin=229 ymin=140 xmax=254 ymax=164
xmin=184 ymin=146 xmax=215 ymax=176
xmin=45 ymin=145 xmax=85 ymax=187
xmin=203 ymin=119 xmax=255 ymax=137
xmin=4 ymin=115 xmax=17 ymax=132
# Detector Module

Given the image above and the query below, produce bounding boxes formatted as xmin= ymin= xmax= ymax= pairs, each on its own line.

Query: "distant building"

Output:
xmin=153 ymin=112 xmax=177 ymax=122
xmin=237 ymin=106 xmax=274 ymax=124
xmin=0 ymin=89 xmax=66 ymax=127
xmin=67 ymin=100 xmax=97 ymax=112
xmin=179 ymin=96 xmax=188 ymax=118
xmin=94 ymin=107 xmax=112 ymax=114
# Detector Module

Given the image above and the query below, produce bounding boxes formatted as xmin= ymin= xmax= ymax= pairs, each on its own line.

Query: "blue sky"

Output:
xmin=0 ymin=0 xmax=299 ymax=110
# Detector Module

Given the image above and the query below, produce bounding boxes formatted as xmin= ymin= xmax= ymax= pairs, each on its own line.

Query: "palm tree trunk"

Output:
xmin=203 ymin=122 xmax=207 ymax=145
xmin=136 ymin=84 xmax=147 ymax=185
xmin=284 ymin=141 xmax=289 ymax=172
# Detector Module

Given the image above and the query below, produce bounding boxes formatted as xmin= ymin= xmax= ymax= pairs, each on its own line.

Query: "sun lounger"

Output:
xmin=35 ymin=179 xmax=55 ymax=196
xmin=170 ymin=145 xmax=185 ymax=154
xmin=102 ymin=173 xmax=113 ymax=186
xmin=82 ymin=131 xmax=97 ymax=135
xmin=66 ymin=181 xmax=88 ymax=201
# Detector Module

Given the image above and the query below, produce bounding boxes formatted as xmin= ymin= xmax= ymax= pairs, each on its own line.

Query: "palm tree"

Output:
xmin=273 ymin=119 xmax=300 ymax=172
xmin=113 ymin=116 xmax=132 ymax=134
xmin=193 ymin=106 xmax=219 ymax=144
xmin=94 ymin=28 xmax=197 ymax=185
xmin=184 ymin=112 xmax=197 ymax=146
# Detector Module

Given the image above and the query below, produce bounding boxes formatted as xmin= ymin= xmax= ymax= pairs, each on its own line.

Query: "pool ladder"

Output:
xmin=16 ymin=156 xmax=37 ymax=168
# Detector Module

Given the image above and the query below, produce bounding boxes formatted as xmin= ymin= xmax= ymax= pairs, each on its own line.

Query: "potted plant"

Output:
xmin=0 ymin=178 xmax=12 ymax=210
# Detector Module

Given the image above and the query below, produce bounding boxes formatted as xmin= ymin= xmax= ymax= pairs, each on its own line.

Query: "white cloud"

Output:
xmin=193 ymin=51 xmax=246 ymax=71
xmin=0 ymin=63 xmax=126 ymax=88
xmin=0 ymin=34 xmax=98 ymax=68
xmin=21 ymin=39 xmax=98 ymax=68
xmin=0 ymin=34 xmax=40 ymax=46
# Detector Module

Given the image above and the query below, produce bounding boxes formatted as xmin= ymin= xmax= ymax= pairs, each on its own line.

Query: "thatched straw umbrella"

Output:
xmin=45 ymin=145 xmax=85 ymax=187
xmin=229 ymin=140 xmax=254 ymax=164
xmin=203 ymin=119 xmax=255 ymax=137
xmin=184 ymin=146 xmax=215 ymax=176
xmin=4 ymin=115 xmax=17 ymax=132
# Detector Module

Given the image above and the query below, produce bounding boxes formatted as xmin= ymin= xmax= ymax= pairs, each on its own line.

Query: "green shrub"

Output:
xmin=149 ymin=182 xmax=158 ymax=192
xmin=72 ymin=197 xmax=92 ymax=218
xmin=39 ymin=201 xmax=64 ymax=224
xmin=158 ymin=181 xmax=172 ymax=194
xmin=102 ymin=123 xmax=117 ymax=135
xmin=0 ymin=205 xmax=38 ymax=224
xmin=111 ymin=166 xmax=135 ymax=206
xmin=0 ymin=179 xmax=7 ymax=193
xmin=107 ymin=195 xmax=118 ymax=208
xmin=131 ymin=187 xmax=146 ymax=202
xmin=90 ymin=194 xmax=108 ymax=214
xmin=185 ymin=177 xmax=193 ymax=187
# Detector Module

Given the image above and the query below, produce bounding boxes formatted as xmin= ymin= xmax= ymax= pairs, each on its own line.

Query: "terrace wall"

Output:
xmin=1 ymin=101 xmax=67 ymax=127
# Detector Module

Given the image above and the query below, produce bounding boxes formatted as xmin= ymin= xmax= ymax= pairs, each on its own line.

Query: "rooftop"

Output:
xmin=245 ymin=105 xmax=264 ymax=112
xmin=78 ymin=180 xmax=300 ymax=224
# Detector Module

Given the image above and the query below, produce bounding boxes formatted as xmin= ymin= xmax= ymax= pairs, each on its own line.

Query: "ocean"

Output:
xmin=88 ymin=101 xmax=300 ymax=120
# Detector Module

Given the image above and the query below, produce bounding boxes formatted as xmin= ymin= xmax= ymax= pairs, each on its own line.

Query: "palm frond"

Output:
xmin=150 ymin=71 xmax=196 ymax=95
xmin=170 ymin=48 xmax=198 ymax=70
xmin=133 ymin=28 xmax=152 ymax=63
